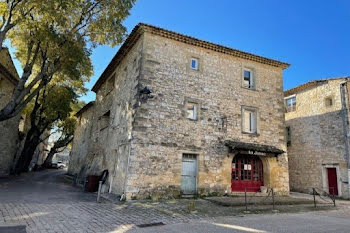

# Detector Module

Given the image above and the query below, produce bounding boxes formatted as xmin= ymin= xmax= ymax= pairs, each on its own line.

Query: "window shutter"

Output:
xmin=251 ymin=112 xmax=257 ymax=133
xmin=243 ymin=109 xmax=257 ymax=133
xmin=244 ymin=110 xmax=250 ymax=132
xmin=250 ymin=73 xmax=254 ymax=88
xmin=249 ymin=112 xmax=253 ymax=132
xmin=193 ymin=104 xmax=198 ymax=120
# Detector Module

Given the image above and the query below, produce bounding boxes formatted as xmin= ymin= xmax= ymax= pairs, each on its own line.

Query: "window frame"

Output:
xmin=285 ymin=95 xmax=296 ymax=112
xmin=99 ymin=110 xmax=110 ymax=131
xmin=105 ymin=74 xmax=115 ymax=97
xmin=242 ymin=68 xmax=255 ymax=90
xmin=186 ymin=102 xmax=198 ymax=120
xmin=190 ymin=58 xmax=199 ymax=71
xmin=242 ymin=106 xmax=258 ymax=134
xmin=184 ymin=97 xmax=201 ymax=121
xmin=325 ymin=96 xmax=333 ymax=107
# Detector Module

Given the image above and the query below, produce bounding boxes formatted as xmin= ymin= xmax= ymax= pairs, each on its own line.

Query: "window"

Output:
xmin=242 ymin=69 xmax=254 ymax=89
xmin=325 ymin=97 xmax=333 ymax=107
xmin=105 ymin=76 xmax=114 ymax=96
xmin=99 ymin=110 xmax=110 ymax=131
xmin=183 ymin=153 xmax=197 ymax=160
xmin=186 ymin=102 xmax=198 ymax=120
xmin=285 ymin=96 xmax=296 ymax=112
xmin=286 ymin=126 xmax=291 ymax=146
xmin=242 ymin=107 xmax=257 ymax=134
xmin=190 ymin=58 xmax=199 ymax=70
xmin=133 ymin=58 xmax=137 ymax=68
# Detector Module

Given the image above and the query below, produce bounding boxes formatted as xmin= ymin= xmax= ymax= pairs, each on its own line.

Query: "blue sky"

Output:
xmin=9 ymin=0 xmax=350 ymax=103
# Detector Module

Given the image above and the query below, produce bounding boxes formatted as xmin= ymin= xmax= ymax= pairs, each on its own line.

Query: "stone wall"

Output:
xmin=125 ymin=32 xmax=289 ymax=199
xmin=69 ymin=36 xmax=144 ymax=194
xmin=286 ymin=79 xmax=350 ymax=198
xmin=70 ymin=27 xmax=290 ymax=199
xmin=0 ymin=49 xmax=20 ymax=177
xmin=68 ymin=103 xmax=96 ymax=178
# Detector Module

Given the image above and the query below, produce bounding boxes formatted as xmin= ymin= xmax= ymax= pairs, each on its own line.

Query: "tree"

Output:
xmin=14 ymin=83 xmax=82 ymax=173
xmin=0 ymin=0 xmax=135 ymax=121
xmin=43 ymin=103 xmax=84 ymax=168
xmin=0 ymin=0 xmax=34 ymax=50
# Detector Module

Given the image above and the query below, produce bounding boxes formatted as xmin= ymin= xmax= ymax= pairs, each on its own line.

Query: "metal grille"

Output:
xmin=183 ymin=153 xmax=197 ymax=160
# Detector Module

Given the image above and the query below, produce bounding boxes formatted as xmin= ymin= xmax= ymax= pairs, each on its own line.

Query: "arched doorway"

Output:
xmin=231 ymin=154 xmax=263 ymax=192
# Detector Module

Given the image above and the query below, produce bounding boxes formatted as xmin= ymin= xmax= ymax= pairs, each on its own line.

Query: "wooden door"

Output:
xmin=327 ymin=168 xmax=338 ymax=196
xmin=231 ymin=155 xmax=263 ymax=192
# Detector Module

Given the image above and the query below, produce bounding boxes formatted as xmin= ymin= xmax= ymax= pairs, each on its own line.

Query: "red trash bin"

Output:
xmin=85 ymin=175 xmax=99 ymax=192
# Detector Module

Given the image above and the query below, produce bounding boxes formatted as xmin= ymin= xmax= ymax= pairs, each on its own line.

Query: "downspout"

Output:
xmin=340 ymin=81 xmax=350 ymax=197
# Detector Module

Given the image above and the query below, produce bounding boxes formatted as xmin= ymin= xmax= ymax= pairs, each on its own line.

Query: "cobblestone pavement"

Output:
xmin=0 ymin=170 xmax=209 ymax=233
xmin=0 ymin=170 xmax=349 ymax=233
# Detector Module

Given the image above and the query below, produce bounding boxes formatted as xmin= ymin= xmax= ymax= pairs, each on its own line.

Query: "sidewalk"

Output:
xmin=204 ymin=195 xmax=315 ymax=207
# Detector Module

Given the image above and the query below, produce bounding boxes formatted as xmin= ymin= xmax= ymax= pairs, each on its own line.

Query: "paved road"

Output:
xmin=131 ymin=213 xmax=350 ymax=233
xmin=0 ymin=170 xmax=350 ymax=233
xmin=0 ymin=170 xmax=202 ymax=233
xmin=0 ymin=169 xmax=96 ymax=204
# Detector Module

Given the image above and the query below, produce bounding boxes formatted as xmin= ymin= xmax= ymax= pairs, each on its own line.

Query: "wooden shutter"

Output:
xmin=250 ymin=112 xmax=257 ymax=133
xmin=244 ymin=110 xmax=250 ymax=132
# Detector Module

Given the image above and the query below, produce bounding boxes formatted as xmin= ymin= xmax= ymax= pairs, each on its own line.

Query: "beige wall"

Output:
xmin=125 ymin=32 xmax=289 ymax=198
xmin=0 ymin=49 xmax=20 ymax=177
xmin=70 ymin=31 xmax=289 ymax=199
xmin=68 ymin=104 xmax=96 ymax=177
xmin=286 ymin=79 xmax=349 ymax=198
xmin=69 ymin=36 xmax=144 ymax=194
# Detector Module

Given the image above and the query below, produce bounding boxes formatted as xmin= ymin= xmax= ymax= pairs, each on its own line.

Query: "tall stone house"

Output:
xmin=69 ymin=23 xmax=290 ymax=199
xmin=285 ymin=77 xmax=350 ymax=198
xmin=0 ymin=48 xmax=21 ymax=177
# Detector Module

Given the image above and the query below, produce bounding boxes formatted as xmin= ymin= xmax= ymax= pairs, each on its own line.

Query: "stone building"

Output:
xmin=285 ymin=77 xmax=350 ymax=198
xmin=0 ymin=48 xmax=21 ymax=177
xmin=69 ymin=23 xmax=290 ymax=199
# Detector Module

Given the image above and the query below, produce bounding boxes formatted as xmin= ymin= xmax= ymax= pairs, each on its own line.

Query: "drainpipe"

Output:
xmin=340 ymin=81 xmax=350 ymax=197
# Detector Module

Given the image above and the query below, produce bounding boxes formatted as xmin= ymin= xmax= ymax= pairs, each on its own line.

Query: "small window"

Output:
xmin=133 ymin=58 xmax=137 ymax=68
xmin=242 ymin=69 xmax=254 ymax=89
xmin=286 ymin=126 xmax=291 ymax=146
xmin=285 ymin=97 xmax=296 ymax=112
xmin=186 ymin=102 xmax=198 ymax=120
xmin=325 ymin=97 xmax=333 ymax=107
xmin=242 ymin=107 xmax=257 ymax=134
xmin=183 ymin=153 xmax=197 ymax=160
xmin=105 ymin=76 xmax=114 ymax=96
xmin=190 ymin=58 xmax=199 ymax=70
xmin=99 ymin=110 xmax=110 ymax=131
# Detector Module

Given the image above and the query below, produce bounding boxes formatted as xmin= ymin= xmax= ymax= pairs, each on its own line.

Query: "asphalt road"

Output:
xmin=130 ymin=213 xmax=350 ymax=233
xmin=0 ymin=169 xmax=96 ymax=204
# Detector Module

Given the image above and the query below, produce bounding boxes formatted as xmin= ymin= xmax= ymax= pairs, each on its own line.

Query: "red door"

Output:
xmin=231 ymin=155 xmax=263 ymax=192
xmin=327 ymin=168 xmax=338 ymax=196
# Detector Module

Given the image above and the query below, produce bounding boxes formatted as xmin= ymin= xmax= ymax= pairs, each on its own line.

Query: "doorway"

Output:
xmin=181 ymin=154 xmax=197 ymax=194
xmin=231 ymin=154 xmax=263 ymax=192
xmin=327 ymin=168 xmax=338 ymax=196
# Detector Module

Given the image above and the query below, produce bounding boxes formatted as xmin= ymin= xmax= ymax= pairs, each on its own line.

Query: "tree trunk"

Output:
xmin=14 ymin=128 xmax=41 ymax=173
xmin=43 ymin=149 xmax=56 ymax=168
xmin=10 ymin=132 xmax=26 ymax=174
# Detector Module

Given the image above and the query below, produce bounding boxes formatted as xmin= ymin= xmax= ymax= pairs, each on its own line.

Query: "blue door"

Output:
xmin=181 ymin=154 xmax=197 ymax=194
